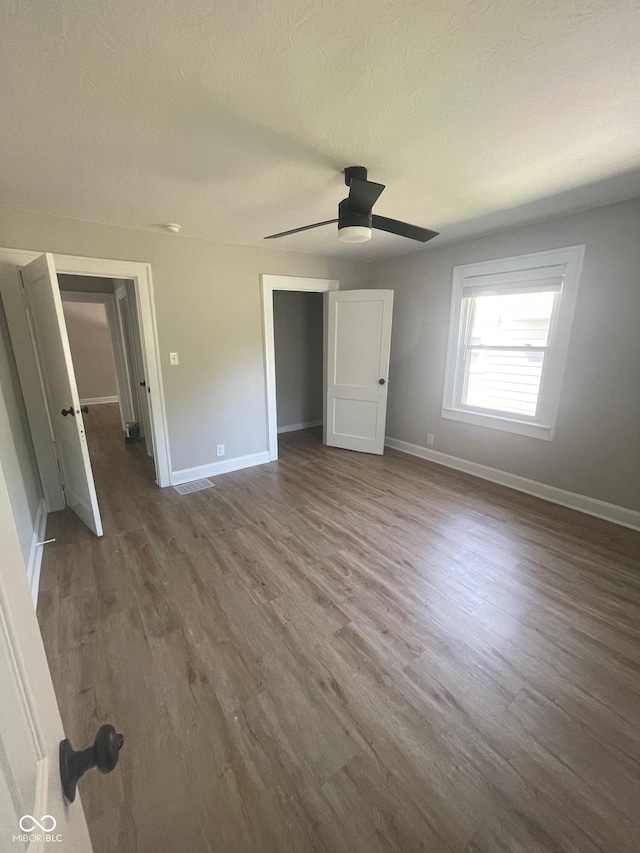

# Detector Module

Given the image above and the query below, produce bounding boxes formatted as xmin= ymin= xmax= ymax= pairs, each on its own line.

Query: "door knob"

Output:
xmin=80 ymin=406 xmax=89 ymax=414
xmin=378 ymin=378 xmax=386 ymax=385
xmin=61 ymin=407 xmax=75 ymax=417
xmin=139 ymin=380 xmax=146 ymax=387
xmin=60 ymin=724 xmax=124 ymax=803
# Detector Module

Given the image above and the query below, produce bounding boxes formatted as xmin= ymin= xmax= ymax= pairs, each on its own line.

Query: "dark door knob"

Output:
xmin=80 ymin=406 xmax=89 ymax=414
xmin=378 ymin=378 xmax=386 ymax=385
xmin=61 ymin=407 xmax=75 ymax=417
xmin=139 ymin=380 xmax=146 ymax=387
xmin=60 ymin=724 xmax=124 ymax=803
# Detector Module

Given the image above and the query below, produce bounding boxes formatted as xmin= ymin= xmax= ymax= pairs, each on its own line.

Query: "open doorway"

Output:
xmin=56 ymin=273 xmax=156 ymax=513
xmin=273 ymin=290 xmax=324 ymax=451
xmin=261 ymin=275 xmax=338 ymax=460
xmin=59 ymin=274 xmax=154 ymax=469
xmin=0 ymin=248 xmax=171 ymax=549
xmin=261 ymin=275 xmax=394 ymax=459
xmin=62 ymin=297 xmax=119 ymax=409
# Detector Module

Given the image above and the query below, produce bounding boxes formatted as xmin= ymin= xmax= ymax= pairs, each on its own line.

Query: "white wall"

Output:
xmin=273 ymin=290 xmax=323 ymax=429
xmin=0 ymin=210 xmax=369 ymax=476
xmin=368 ymin=198 xmax=640 ymax=512
xmin=0 ymin=295 xmax=43 ymax=564
xmin=62 ymin=300 xmax=118 ymax=401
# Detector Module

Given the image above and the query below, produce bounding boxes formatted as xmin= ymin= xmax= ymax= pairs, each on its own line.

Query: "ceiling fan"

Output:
xmin=264 ymin=166 xmax=439 ymax=244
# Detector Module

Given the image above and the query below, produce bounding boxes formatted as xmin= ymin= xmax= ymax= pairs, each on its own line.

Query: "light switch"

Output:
xmin=169 ymin=352 xmax=179 ymax=366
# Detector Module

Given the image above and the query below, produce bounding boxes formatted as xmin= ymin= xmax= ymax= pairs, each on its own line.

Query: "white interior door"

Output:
xmin=127 ymin=281 xmax=154 ymax=459
xmin=0 ymin=457 xmax=93 ymax=851
xmin=325 ymin=289 xmax=394 ymax=455
xmin=116 ymin=282 xmax=154 ymax=459
xmin=103 ymin=294 xmax=134 ymax=428
xmin=21 ymin=254 xmax=103 ymax=537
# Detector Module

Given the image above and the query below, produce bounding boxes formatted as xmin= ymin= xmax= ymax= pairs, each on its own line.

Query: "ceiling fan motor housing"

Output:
xmin=338 ymin=198 xmax=372 ymax=231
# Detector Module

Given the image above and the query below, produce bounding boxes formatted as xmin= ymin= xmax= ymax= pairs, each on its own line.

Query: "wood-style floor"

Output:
xmin=38 ymin=403 xmax=640 ymax=853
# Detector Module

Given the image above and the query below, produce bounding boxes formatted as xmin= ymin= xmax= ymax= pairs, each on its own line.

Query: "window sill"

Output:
xmin=441 ymin=407 xmax=554 ymax=441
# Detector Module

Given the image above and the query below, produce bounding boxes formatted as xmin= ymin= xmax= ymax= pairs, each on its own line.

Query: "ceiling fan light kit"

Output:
xmin=339 ymin=225 xmax=372 ymax=242
xmin=265 ymin=166 xmax=438 ymax=245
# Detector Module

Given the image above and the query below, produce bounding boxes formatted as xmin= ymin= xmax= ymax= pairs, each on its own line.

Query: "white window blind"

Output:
xmin=461 ymin=285 xmax=561 ymax=417
xmin=442 ymin=248 xmax=584 ymax=440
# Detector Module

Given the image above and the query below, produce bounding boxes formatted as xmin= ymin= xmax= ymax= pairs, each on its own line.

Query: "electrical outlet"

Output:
xmin=427 ymin=433 xmax=434 ymax=446
xmin=216 ymin=444 xmax=225 ymax=457
xmin=169 ymin=352 xmax=179 ymax=366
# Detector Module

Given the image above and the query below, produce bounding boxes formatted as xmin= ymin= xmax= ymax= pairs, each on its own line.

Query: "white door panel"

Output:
xmin=333 ymin=397 xmax=380 ymax=439
xmin=325 ymin=289 xmax=393 ymax=455
xmin=0 ymin=460 xmax=93 ymax=851
xmin=334 ymin=300 xmax=384 ymax=386
xmin=21 ymin=254 xmax=103 ymax=537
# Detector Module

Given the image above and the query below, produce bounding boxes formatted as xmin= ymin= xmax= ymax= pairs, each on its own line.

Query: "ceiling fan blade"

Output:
xmin=347 ymin=179 xmax=385 ymax=214
xmin=264 ymin=219 xmax=338 ymax=240
xmin=372 ymin=215 xmax=439 ymax=242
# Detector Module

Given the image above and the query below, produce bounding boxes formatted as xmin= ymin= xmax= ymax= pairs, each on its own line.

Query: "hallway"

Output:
xmin=37 ymin=406 xmax=640 ymax=852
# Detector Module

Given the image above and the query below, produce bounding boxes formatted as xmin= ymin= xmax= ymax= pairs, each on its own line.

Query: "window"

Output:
xmin=442 ymin=246 xmax=584 ymax=440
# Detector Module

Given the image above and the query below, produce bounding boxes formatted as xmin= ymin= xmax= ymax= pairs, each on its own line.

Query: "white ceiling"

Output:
xmin=2 ymin=0 xmax=639 ymax=261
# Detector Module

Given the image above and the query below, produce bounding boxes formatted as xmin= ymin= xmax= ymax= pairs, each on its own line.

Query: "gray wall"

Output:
xmin=0 ymin=209 xmax=369 ymax=473
xmin=62 ymin=301 xmax=118 ymax=401
xmin=0 ymin=295 xmax=43 ymax=563
xmin=368 ymin=197 xmax=640 ymax=511
xmin=3 ymin=201 xmax=638 ymax=511
xmin=273 ymin=291 xmax=323 ymax=429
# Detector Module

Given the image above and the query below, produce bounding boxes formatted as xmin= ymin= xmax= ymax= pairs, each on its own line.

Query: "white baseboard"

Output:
xmin=277 ymin=419 xmax=323 ymax=434
xmin=27 ymin=499 xmax=48 ymax=605
xmin=385 ymin=437 xmax=640 ymax=533
xmin=80 ymin=396 xmax=119 ymax=405
xmin=170 ymin=451 xmax=271 ymax=487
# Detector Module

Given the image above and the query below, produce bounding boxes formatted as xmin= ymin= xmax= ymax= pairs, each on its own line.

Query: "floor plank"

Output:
xmin=37 ymin=403 xmax=640 ymax=852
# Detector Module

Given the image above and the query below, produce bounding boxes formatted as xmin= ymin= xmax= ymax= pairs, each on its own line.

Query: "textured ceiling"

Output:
xmin=1 ymin=0 xmax=640 ymax=260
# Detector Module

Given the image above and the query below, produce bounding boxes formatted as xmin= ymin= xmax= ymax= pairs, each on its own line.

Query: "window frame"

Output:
xmin=441 ymin=246 xmax=585 ymax=441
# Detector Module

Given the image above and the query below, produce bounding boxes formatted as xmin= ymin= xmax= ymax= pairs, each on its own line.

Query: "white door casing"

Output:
xmin=0 ymin=246 xmax=171 ymax=489
xmin=260 ymin=275 xmax=338 ymax=461
xmin=21 ymin=254 xmax=103 ymax=537
xmin=325 ymin=289 xmax=394 ymax=455
xmin=0 ymin=454 xmax=93 ymax=851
